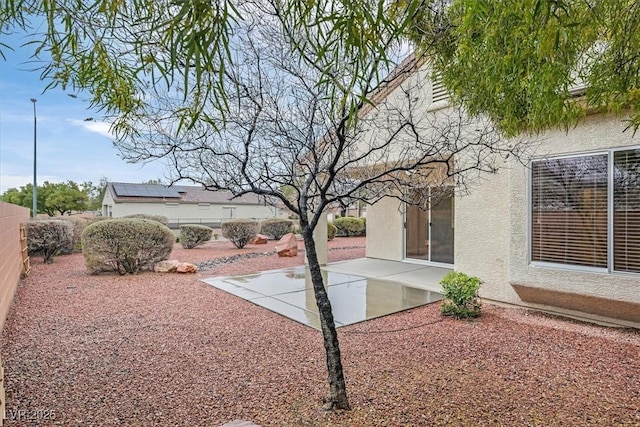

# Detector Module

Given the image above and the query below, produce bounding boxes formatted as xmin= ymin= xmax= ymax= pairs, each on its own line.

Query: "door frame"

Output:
xmin=403 ymin=188 xmax=455 ymax=267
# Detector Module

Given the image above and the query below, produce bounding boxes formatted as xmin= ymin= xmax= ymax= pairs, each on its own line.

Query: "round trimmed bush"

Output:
xmin=26 ymin=220 xmax=74 ymax=263
xmin=81 ymin=218 xmax=175 ymax=274
xmin=260 ymin=218 xmax=294 ymax=240
xmin=123 ymin=213 xmax=169 ymax=226
xmin=180 ymin=224 xmax=213 ymax=249
xmin=221 ymin=219 xmax=259 ymax=249
xmin=332 ymin=216 xmax=365 ymax=237
xmin=327 ymin=222 xmax=337 ymax=241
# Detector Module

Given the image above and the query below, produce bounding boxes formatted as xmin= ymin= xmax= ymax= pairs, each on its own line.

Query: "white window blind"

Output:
xmin=531 ymin=155 xmax=608 ymax=268
xmin=614 ymin=149 xmax=640 ymax=273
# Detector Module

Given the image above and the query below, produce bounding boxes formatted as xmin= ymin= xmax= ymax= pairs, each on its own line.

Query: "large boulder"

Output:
xmin=275 ymin=233 xmax=298 ymax=257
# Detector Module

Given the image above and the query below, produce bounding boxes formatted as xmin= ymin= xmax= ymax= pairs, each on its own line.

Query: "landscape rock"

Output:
xmin=176 ymin=262 xmax=198 ymax=273
xmin=251 ymin=234 xmax=269 ymax=245
xmin=275 ymin=233 xmax=298 ymax=257
xmin=154 ymin=260 xmax=181 ymax=273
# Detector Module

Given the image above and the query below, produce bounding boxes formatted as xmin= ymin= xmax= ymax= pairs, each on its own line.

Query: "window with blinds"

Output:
xmin=614 ymin=149 xmax=640 ymax=273
xmin=531 ymin=154 xmax=608 ymax=268
xmin=531 ymin=149 xmax=640 ymax=273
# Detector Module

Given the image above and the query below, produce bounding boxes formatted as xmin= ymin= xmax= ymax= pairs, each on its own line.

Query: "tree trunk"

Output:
xmin=301 ymin=227 xmax=350 ymax=411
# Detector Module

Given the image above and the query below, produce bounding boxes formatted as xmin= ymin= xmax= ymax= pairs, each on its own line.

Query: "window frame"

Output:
xmin=528 ymin=146 xmax=640 ymax=275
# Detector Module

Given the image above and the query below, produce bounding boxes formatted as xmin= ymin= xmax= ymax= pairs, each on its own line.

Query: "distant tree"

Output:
xmin=1 ymin=183 xmax=46 ymax=216
xmin=80 ymin=180 xmax=107 ymax=211
xmin=40 ymin=181 xmax=88 ymax=216
xmin=2 ymin=181 xmax=89 ymax=216
xmin=141 ymin=179 xmax=164 ymax=185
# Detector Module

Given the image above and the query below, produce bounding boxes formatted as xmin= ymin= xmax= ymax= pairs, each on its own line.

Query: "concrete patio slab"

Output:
xmin=202 ymin=258 xmax=450 ymax=330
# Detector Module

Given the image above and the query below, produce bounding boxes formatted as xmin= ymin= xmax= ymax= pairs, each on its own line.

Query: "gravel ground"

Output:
xmin=2 ymin=236 xmax=639 ymax=426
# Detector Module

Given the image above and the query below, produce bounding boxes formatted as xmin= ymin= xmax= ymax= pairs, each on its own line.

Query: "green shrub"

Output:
xmin=260 ymin=218 xmax=293 ymax=240
xmin=332 ymin=216 xmax=365 ymax=237
xmin=26 ymin=220 xmax=74 ymax=263
xmin=57 ymin=217 xmax=93 ymax=252
xmin=327 ymin=222 xmax=337 ymax=241
xmin=81 ymin=218 xmax=175 ymax=274
xmin=221 ymin=219 xmax=259 ymax=249
xmin=439 ymin=271 xmax=483 ymax=319
xmin=123 ymin=213 xmax=169 ymax=226
xmin=180 ymin=224 xmax=213 ymax=249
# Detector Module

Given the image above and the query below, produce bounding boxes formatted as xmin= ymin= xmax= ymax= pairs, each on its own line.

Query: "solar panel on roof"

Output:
xmin=112 ymin=183 xmax=181 ymax=198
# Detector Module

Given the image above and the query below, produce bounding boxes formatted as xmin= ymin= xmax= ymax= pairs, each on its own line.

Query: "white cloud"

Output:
xmin=67 ymin=119 xmax=114 ymax=138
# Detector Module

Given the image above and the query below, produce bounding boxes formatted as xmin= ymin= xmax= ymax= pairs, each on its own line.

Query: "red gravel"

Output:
xmin=2 ymin=236 xmax=639 ymax=426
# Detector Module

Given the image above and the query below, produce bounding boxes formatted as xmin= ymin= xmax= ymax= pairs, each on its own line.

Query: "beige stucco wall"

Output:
xmin=366 ymin=197 xmax=404 ymax=261
xmin=101 ymin=186 xmax=282 ymax=224
xmin=456 ymin=113 xmax=640 ymax=326
xmin=0 ymin=202 xmax=30 ymax=332
xmin=109 ymin=200 xmax=277 ymax=223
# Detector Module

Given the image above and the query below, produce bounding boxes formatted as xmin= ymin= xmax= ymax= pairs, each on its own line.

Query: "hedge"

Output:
xmin=260 ymin=218 xmax=294 ymax=240
xmin=26 ymin=220 xmax=74 ymax=263
xmin=221 ymin=219 xmax=259 ymax=249
xmin=180 ymin=224 xmax=213 ymax=249
xmin=332 ymin=216 xmax=365 ymax=237
xmin=81 ymin=218 xmax=174 ymax=274
xmin=123 ymin=213 xmax=169 ymax=226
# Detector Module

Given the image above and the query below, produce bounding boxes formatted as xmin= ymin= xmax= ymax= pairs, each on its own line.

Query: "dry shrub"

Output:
xmin=123 ymin=213 xmax=169 ymax=226
xmin=221 ymin=219 xmax=259 ymax=249
xmin=81 ymin=218 xmax=174 ymax=274
xmin=180 ymin=224 xmax=213 ymax=249
xmin=260 ymin=218 xmax=293 ymax=240
xmin=26 ymin=220 xmax=74 ymax=263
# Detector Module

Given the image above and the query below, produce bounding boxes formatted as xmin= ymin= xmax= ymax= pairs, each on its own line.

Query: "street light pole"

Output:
xmin=30 ymin=98 xmax=37 ymax=218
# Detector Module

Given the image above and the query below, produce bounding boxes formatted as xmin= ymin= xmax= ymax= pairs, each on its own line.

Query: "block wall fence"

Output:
xmin=0 ymin=202 xmax=30 ymax=332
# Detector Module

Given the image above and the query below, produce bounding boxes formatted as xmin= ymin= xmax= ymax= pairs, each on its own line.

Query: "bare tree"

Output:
xmin=113 ymin=3 xmax=519 ymax=410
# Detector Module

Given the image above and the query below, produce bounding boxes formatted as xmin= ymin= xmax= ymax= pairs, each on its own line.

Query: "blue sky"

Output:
xmin=0 ymin=30 xmax=170 ymax=195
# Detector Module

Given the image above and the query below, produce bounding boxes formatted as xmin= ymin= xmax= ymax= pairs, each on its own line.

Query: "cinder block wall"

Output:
xmin=0 ymin=202 xmax=30 ymax=332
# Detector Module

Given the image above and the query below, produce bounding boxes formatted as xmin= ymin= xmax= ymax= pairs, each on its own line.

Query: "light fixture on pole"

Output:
xmin=30 ymin=98 xmax=37 ymax=218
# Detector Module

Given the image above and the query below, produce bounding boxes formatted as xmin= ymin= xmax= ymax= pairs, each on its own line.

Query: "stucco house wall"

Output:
xmin=107 ymin=200 xmax=277 ymax=223
xmin=366 ymin=197 xmax=404 ymax=261
xmin=101 ymin=183 xmax=285 ymax=228
xmin=363 ymin=55 xmax=640 ymax=326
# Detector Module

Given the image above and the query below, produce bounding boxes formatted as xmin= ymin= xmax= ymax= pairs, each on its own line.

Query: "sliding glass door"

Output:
xmin=405 ymin=189 xmax=454 ymax=264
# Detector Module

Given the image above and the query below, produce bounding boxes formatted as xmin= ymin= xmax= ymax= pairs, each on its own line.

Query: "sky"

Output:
xmin=0 ymin=30 xmax=171 ymax=195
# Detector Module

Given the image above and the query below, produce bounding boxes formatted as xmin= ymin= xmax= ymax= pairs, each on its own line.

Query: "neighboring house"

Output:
xmin=364 ymin=58 xmax=640 ymax=327
xmin=102 ymin=182 xmax=286 ymax=228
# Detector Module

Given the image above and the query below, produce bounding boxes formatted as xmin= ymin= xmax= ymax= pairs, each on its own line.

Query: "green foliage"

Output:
xmin=81 ymin=180 xmax=107 ymax=211
xmin=179 ymin=224 xmax=213 ymax=249
xmin=81 ymin=219 xmax=174 ymax=275
xmin=26 ymin=220 xmax=74 ymax=263
xmin=1 ymin=183 xmax=46 ymax=216
xmin=260 ymin=218 xmax=294 ymax=240
xmin=332 ymin=217 xmax=366 ymax=237
xmin=41 ymin=181 xmax=88 ymax=216
xmin=420 ymin=0 xmax=640 ymax=136
xmin=221 ymin=219 xmax=259 ymax=249
xmin=1 ymin=181 xmax=92 ymax=216
xmin=327 ymin=222 xmax=337 ymax=241
xmin=439 ymin=271 xmax=483 ymax=319
xmin=123 ymin=213 xmax=169 ymax=226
